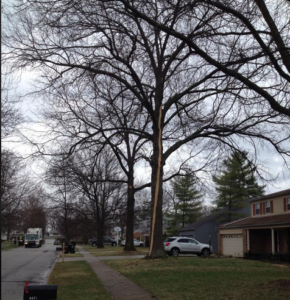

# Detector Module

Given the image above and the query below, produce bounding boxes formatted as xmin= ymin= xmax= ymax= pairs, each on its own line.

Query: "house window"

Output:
xmin=287 ymin=198 xmax=290 ymax=211
xmin=265 ymin=201 xmax=271 ymax=213
xmin=255 ymin=203 xmax=260 ymax=215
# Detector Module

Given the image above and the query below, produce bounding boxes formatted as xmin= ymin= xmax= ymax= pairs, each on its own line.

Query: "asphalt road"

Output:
xmin=1 ymin=238 xmax=59 ymax=300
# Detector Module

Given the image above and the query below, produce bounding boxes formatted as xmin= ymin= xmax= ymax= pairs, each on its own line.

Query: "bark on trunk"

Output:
xmin=97 ymin=222 xmax=104 ymax=248
xmin=124 ymin=178 xmax=136 ymax=251
xmin=148 ymin=101 xmax=166 ymax=258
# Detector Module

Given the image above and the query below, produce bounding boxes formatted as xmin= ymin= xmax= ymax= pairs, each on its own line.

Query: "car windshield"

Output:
xmin=25 ymin=234 xmax=38 ymax=240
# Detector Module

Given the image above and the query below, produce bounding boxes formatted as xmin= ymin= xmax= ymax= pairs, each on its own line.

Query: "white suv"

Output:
xmin=164 ymin=237 xmax=213 ymax=257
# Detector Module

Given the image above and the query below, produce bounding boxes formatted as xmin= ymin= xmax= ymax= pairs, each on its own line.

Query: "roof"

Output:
xmin=179 ymin=209 xmax=228 ymax=232
xmin=249 ymin=189 xmax=290 ymax=203
xmin=219 ymin=214 xmax=290 ymax=229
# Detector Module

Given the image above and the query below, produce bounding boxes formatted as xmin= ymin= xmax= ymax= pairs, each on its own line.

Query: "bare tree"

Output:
xmin=46 ymin=147 xmax=126 ymax=247
xmin=38 ymin=78 xmax=152 ymax=250
xmin=0 ymin=150 xmax=32 ymax=240
xmin=119 ymin=0 xmax=290 ymax=117
xmin=3 ymin=0 xmax=289 ymax=257
xmin=45 ymin=157 xmax=76 ymax=241
xmin=20 ymin=187 xmax=48 ymax=234
xmin=1 ymin=71 xmax=23 ymax=140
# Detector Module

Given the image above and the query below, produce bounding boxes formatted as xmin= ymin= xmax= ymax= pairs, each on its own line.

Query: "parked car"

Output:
xmin=163 ymin=237 xmax=213 ymax=257
xmin=53 ymin=240 xmax=60 ymax=245
xmin=121 ymin=239 xmax=144 ymax=247
xmin=90 ymin=236 xmax=117 ymax=247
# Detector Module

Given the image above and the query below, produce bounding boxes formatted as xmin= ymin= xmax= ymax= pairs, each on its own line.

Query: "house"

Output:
xmin=218 ymin=189 xmax=290 ymax=257
xmin=133 ymin=217 xmax=171 ymax=247
xmin=178 ymin=205 xmax=251 ymax=253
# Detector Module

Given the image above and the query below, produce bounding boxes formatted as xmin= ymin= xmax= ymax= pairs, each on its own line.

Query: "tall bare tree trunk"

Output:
xmin=149 ymin=97 xmax=165 ymax=258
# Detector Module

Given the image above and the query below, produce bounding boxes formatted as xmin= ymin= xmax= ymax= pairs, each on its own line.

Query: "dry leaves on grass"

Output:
xmin=267 ymin=279 xmax=290 ymax=291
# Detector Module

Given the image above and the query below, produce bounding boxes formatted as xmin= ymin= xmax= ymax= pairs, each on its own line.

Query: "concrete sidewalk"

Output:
xmin=63 ymin=246 xmax=156 ymax=300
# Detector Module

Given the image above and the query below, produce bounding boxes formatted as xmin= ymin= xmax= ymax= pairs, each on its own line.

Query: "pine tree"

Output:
xmin=213 ymin=151 xmax=265 ymax=222
xmin=166 ymin=175 xmax=203 ymax=236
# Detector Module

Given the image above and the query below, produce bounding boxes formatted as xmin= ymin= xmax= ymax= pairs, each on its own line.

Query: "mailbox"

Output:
xmin=23 ymin=283 xmax=57 ymax=300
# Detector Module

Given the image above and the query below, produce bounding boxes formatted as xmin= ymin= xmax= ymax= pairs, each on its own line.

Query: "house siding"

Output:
xmin=251 ymin=193 xmax=290 ymax=217
xmin=195 ymin=219 xmax=219 ymax=253
xmin=179 ymin=230 xmax=195 ymax=238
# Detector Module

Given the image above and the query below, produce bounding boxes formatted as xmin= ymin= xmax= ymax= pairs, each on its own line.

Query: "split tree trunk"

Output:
xmin=148 ymin=100 xmax=166 ymax=258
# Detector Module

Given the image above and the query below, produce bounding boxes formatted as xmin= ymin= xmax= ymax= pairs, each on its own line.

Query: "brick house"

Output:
xmin=218 ymin=189 xmax=290 ymax=257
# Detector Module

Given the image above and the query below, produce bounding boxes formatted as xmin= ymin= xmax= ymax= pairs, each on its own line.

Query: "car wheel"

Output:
xmin=171 ymin=248 xmax=180 ymax=257
xmin=111 ymin=242 xmax=117 ymax=247
xmin=139 ymin=243 xmax=144 ymax=247
xmin=201 ymin=248 xmax=210 ymax=257
xmin=92 ymin=242 xmax=97 ymax=247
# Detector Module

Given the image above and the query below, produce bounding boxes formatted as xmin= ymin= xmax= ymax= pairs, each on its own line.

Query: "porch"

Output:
xmin=244 ymin=227 xmax=290 ymax=254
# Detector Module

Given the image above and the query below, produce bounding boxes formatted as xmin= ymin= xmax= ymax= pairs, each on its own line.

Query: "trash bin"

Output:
xmin=70 ymin=244 xmax=75 ymax=254
xmin=64 ymin=245 xmax=70 ymax=254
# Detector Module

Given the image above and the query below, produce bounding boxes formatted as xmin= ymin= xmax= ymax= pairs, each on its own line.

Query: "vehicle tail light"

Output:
xmin=166 ymin=242 xmax=170 ymax=246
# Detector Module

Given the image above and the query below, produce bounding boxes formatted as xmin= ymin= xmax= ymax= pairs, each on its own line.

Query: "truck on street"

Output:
xmin=24 ymin=228 xmax=44 ymax=248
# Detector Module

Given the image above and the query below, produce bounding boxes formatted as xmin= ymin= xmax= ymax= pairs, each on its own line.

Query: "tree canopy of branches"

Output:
xmin=0 ymin=150 xmax=31 ymax=239
xmin=46 ymin=148 xmax=126 ymax=246
xmin=119 ymin=0 xmax=290 ymax=117
xmin=3 ymin=0 xmax=289 ymax=257
xmin=20 ymin=187 xmax=48 ymax=234
xmin=1 ymin=71 xmax=23 ymax=140
xmin=213 ymin=151 xmax=265 ymax=222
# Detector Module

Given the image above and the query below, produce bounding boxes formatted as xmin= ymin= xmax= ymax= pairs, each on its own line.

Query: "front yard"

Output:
xmin=1 ymin=241 xmax=19 ymax=251
xmin=82 ymin=244 xmax=149 ymax=256
xmin=48 ymin=261 xmax=113 ymax=300
xmin=105 ymin=257 xmax=290 ymax=300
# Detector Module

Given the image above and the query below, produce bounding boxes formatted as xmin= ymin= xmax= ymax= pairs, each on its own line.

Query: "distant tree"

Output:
xmin=135 ymin=189 xmax=152 ymax=222
xmin=68 ymin=150 xmax=126 ymax=248
xmin=21 ymin=187 xmax=48 ymax=234
xmin=166 ymin=175 xmax=203 ymax=236
xmin=213 ymin=151 xmax=265 ymax=222
xmin=1 ymin=150 xmax=31 ymax=239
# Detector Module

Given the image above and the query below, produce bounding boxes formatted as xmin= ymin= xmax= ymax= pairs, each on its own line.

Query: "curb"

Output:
xmin=44 ymin=251 xmax=61 ymax=284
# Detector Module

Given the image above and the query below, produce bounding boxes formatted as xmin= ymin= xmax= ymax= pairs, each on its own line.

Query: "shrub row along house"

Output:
xmin=218 ymin=189 xmax=290 ymax=257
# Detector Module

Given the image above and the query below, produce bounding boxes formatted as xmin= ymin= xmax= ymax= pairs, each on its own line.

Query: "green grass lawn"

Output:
xmin=82 ymin=244 xmax=149 ymax=256
xmin=90 ymin=250 xmax=148 ymax=257
xmin=1 ymin=241 xmax=19 ymax=251
xmin=48 ymin=261 xmax=113 ymax=300
xmin=104 ymin=257 xmax=290 ymax=300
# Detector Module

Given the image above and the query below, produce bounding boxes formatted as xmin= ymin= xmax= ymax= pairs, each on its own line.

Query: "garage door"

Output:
xmin=222 ymin=234 xmax=243 ymax=257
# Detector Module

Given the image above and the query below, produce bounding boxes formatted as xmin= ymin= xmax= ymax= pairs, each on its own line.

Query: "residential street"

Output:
xmin=1 ymin=238 xmax=58 ymax=300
